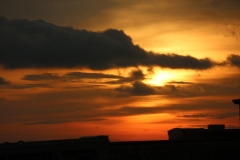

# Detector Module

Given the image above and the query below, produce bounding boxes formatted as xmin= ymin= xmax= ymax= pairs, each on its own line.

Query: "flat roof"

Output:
xmin=232 ymin=99 xmax=240 ymax=104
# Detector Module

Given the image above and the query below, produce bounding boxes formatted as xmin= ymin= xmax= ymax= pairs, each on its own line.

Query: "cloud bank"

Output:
xmin=0 ymin=17 xmax=216 ymax=70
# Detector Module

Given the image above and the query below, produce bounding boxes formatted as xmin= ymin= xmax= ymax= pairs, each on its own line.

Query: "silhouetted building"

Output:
xmin=0 ymin=136 xmax=110 ymax=160
xmin=1 ymin=126 xmax=239 ymax=160
xmin=168 ymin=124 xmax=240 ymax=141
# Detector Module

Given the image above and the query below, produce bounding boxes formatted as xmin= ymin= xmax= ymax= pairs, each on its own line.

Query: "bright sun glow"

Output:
xmin=145 ymin=71 xmax=174 ymax=86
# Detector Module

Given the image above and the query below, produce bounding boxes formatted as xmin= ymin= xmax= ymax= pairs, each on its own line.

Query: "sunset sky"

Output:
xmin=0 ymin=0 xmax=240 ymax=142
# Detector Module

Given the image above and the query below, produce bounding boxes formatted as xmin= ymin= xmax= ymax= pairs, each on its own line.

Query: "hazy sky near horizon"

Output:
xmin=0 ymin=0 xmax=240 ymax=142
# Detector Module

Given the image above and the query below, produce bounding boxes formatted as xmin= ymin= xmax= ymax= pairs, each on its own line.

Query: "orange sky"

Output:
xmin=0 ymin=0 xmax=240 ymax=142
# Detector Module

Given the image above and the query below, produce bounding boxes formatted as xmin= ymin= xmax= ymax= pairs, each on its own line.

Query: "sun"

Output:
xmin=144 ymin=71 xmax=174 ymax=86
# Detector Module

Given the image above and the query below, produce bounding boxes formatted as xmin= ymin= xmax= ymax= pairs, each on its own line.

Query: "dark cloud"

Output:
xmin=25 ymin=118 xmax=107 ymax=125
xmin=107 ymin=69 xmax=145 ymax=84
xmin=177 ymin=114 xmax=214 ymax=118
xmin=22 ymin=73 xmax=62 ymax=81
xmin=215 ymin=112 xmax=239 ymax=119
xmin=0 ymin=76 xmax=10 ymax=85
xmin=65 ymin=72 xmax=122 ymax=79
xmin=22 ymin=72 xmax=123 ymax=81
xmin=10 ymin=83 xmax=51 ymax=89
xmin=116 ymin=81 xmax=156 ymax=95
xmin=102 ymin=106 xmax=164 ymax=117
xmin=25 ymin=120 xmax=71 ymax=125
xmin=167 ymin=81 xmax=194 ymax=85
xmin=0 ymin=17 xmax=215 ymax=70
xmin=129 ymin=69 xmax=145 ymax=79
xmin=227 ymin=54 xmax=240 ymax=67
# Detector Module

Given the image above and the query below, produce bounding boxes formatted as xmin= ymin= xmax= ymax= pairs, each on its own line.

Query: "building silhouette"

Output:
xmin=1 ymin=125 xmax=239 ymax=160
xmin=168 ymin=124 xmax=239 ymax=141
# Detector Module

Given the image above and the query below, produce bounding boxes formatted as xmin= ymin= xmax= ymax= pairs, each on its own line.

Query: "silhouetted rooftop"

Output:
xmin=232 ymin=99 xmax=240 ymax=104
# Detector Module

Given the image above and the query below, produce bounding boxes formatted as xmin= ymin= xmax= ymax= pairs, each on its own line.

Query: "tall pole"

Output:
xmin=232 ymin=99 xmax=240 ymax=128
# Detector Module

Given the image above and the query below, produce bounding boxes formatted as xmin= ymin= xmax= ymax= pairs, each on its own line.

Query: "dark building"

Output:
xmin=0 ymin=136 xmax=110 ymax=160
xmin=1 ymin=125 xmax=239 ymax=160
xmin=110 ymin=138 xmax=239 ymax=160
xmin=168 ymin=124 xmax=240 ymax=141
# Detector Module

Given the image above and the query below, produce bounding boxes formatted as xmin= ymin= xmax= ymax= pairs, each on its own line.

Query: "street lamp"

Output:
xmin=232 ymin=99 xmax=240 ymax=128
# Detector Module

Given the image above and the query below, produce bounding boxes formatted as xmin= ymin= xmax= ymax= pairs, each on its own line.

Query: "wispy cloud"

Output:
xmin=167 ymin=81 xmax=194 ymax=85
xmin=177 ymin=113 xmax=214 ymax=118
xmin=22 ymin=72 xmax=123 ymax=81
xmin=0 ymin=76 xmax=10 ymax=85
xmin=116 ymin=81 xmax=156 ymax=95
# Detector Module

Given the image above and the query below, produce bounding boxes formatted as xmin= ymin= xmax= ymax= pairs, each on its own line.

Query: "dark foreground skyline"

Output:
xmin=1 ymin=125 xmax=239 ymax=160
xmin=1 ymin=0 xmax=240 ymax=142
